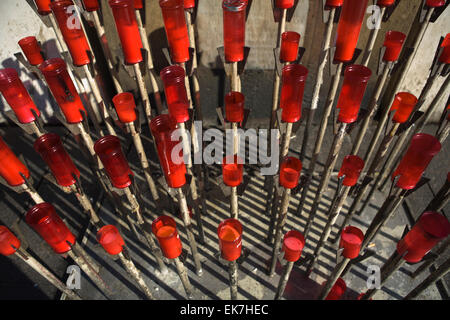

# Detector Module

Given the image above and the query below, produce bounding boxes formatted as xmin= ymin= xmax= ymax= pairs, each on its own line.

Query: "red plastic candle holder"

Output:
xmin=222 ymin=155 xmax=244 ymax=187
xmin=393 ymin=133 xmax=441 ymax=190
xmin=377 ymin=0 xmax=395 ymax=7
xmin=280 ymin=64 xmax=308 ymax=123
xmin=282 ymin=230 xmax=305 ymax=262
xmin=438 ymin=33 xmax=450 ymax=65
xmin=112 ymin=92 xmax=138 ymax=123
xmin=325 ymin=0 xmax=344 ymax=8
xmin=18 ymin=37 xmax=44 ymax=66
xmin=339 ymin=226 xmax=364 ymax=259
xmin=218 ymin=218 xmax=243 ymax=261
xmin=397 ymin=211 xmax=450 ymax=263
xmin=0 ymin=226 xmax=21 ymax=256
xmin=225 ymin=91 xmax=245 ymax=123
xmin=325 ymin=278 xmax=347 ymax=300
xmin=389 ymin=92 xmax=418 ymax=124
xmin=25 ymin=203 xmax=76 ymax=254
xmin=109 ymin=0 xmax=143 ymax=65
xmin=94 ymin=135 xmax=133 ymax=189
xmin=134 ymin=0 xmax=143 ymax=9
xmin=222 ymin=0 xmax=247 ymax=62
xmin=34 ymin=133 xmax=80 ymax=187
xmin=0 ymin=137 xmax=30 ymax=187
xmin=159 ymin=0 xmax=190 ymax=63
xmin=150 ymin=115 xmax=187 ymax=188
xmin=426 ymin=0 xmax=446 ymax=7
xmin=40 ymin=58 xmax=86 ymax=124
xmin=82 ymin=0 xmax=100 ymax=12
xmin=280 ymin=32 xmax=300 ymax=63
xmin=0 ymin=68 xmax=40 ymax=124
xmin=336 ymin=65 xmax=372 ymax=124
xmin=97 ymin=225 xmax=125 ymax=255
xmin=279 ymin=157 xmax=302 ymax=189
xmin=152 ymin=216 xmax=183 ymax=259
xmin=382 ymin=31 xmax=406 ymax=62
xmin=160 ymin=65 xmax=189 ymax=123
xmin=184 ymin=0 xmax=195 ymax=9
xmin=338 ymin=155 xmax=364 ymax=187
xmin=276 ymin=0 xmax=294 ymax=9
xmin=334 ymin=0 xmax=369 ymax=63
xmin=51 ymin=1 xmax=91 ymax=66
xmin=34 ymin=0 xmax=51 ymax=15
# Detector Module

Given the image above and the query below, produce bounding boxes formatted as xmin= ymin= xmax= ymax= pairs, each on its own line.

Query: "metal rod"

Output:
xmin=229 ymin=260 xmax=239 ymax=300
xmin=361 ymin=7 xmax=386 ymax=67
xmin=411 ymin=236 xmax=450 ymax=279
xmin=231 ymin=186 xmax=239 ymax=219
xmin=231 ymin=61 xmax=239 ymax=92
xmin=29 ymin=121 xmax=45 ymax=137
xmin=424 ymin=179 xmax=450 ymax=213
xmin=133 ymin=63 xmax=152 ymax=125
xmin=274 ymin=260 xmax=294 ymax=300
xmin=69 ymin=184 xmax=101 ymax=228
xmin=118 ymin=251 xmax=155 ymax=300
xmin=24 ymin=186 xmax=44 ymax=204
xmin=174 ymin=256 xmax=194 ymax=299
xmin=317 ymin=257 xmax=351 ymax=300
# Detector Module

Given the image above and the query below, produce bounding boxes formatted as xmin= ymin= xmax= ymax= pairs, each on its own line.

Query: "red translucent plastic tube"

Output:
xmin=34 ymin=0 xmax=52 ymax=15
xmin=34 ymin=133 xmax=80 ymax=187
xmin=222 ymin=0 xmax=247 ymax=62
xmin=184 ymin=0 xmax=195 ymax=9
xmin=426 ymin=0 xmax=446 ymax=7
xmin=150 ymin=115 xmax=187 ymax=188
xmin=18 ymin=37 xmax=44 ymax=66
xmin=112 ymin=92 xmax=138 ymax=123
xmin=336 ymin=65 xmax=372 ymax=123
xmin=134 ymin=0 xmax=143 ymax=9
xmin=377 ymin=0 xmax=395 ymax=7
xmin=225 ymin=91 xmax=245 ymax=123
xmin=280 ymin=32 xmax=300 ymax=63
xmin=160 ymin=65 xmax=189 ymax=123
xmin=152 ymin=216 xmax=183 ymax=259
xmin=0 ymin=137 xmax=30 ymax=186
xmin=276 ymin=0 xmax=294 ymax=9
xmin=282 ymin=230 xmax=305 ymax=262
xmin=438 ymin=33 xmax=450 ymax=65
xmin=397 ymin=211 xmax=450 ymax=263
xmin=94 ymin=135 xmax=133 ymax=189
xmin=81 ymin=0 xmax=100 ymax=12
xmin=222 ymin=155 xmax=244 ymax=187
xmin=393 ymin=133 xmax=441 ymax=190
xmin=109 ymin=0 xmax=143 ymax=65
xmin=25 ymin=203 xmax=76 ymax=254
xmin=279 ymin=156 xmax=302 ymax=189
xmin=382 ymin=31 xmax=406 ymax=62
xmin=338 ymin=155 xmax=364 ymax=187
xmin=325 ymin=0 xmax=344 ymax=7
xmin=390 ymin=92 xmax=418 ymax=124
xmin=280 ymin=64 xmax=308 ymax=123
xmin=339 ymin=226 xmax=364 ymax=259
xmin=97 ymin=225 xmax=125 ymax=255
xmin=0 ymin=68 xmax=40 ymax=124
xmin=51 ymin=1 xmax=91 ymax=66
xmin=159 ymin=0 xmax=190 ymax=63
xmin=218 ymin=218 xmax=243 ymax=261
xmin=334 ymin=0 xmax=369 ymax=63
xmin=0 ymin=226 xmax=21 ymax=256
xmin=325 ymin=278 xmax=347 ymax=300
xmin=40 ymin=58 xmax=87 ymax=124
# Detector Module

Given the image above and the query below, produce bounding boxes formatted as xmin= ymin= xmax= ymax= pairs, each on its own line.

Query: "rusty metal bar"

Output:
xmin=174 ymin=256 xmax=194 ymax=299
xmin=229 ymin=260 xmax=239 ymax=300
xmin=317 ymin=257 xmax=351 ymax=300
xmin=118 ymin=251 xmax=155 ymax=300
xmin=274 ymin=260 xmax=294 ymax=300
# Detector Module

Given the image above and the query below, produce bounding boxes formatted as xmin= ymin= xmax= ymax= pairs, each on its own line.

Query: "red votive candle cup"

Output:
xmin=0 ymin=68 xmax=40 ymax=124
xmin=152 ymin=216 xmax=183 ymax=259
xmin=276 ymin=0 xmax=294 ymax=9
xmin=82 ymin=0 xmax=100 ymax=11
xmin=338 ymin=155 xmax=364 ymax=187
xmin=334 ymin=0 xmax=369 ymax=63
xmin=438 ymin=33 xmax=450 ymax=65
xmin=25 ymin=203 xmax=76 ymax=254
xmin=393 ymin=133 xmax=441 ymax=190
xmin=159 ymin=0 xmax=190 ymax=63
xmin=97 ymin=225 xmax=125 ymax=255
xmin=94 ymin=135 xmax=133 ymax=189
xmin=325 ymin=278 xmax=347 ymax=300
xmin=279 ymin=157 xmax=302 ymax=189
xmin=34 ymin=0 xmax=51 ymax=15
xmin=339 ymin=226 xmax=364 ymax=259
xmin=134 ymin=0 xmax=143 ymax=9
xmin=160 ymin=65 xmax=189 ymax=123
xmin=325 ymin=0 xmax=344 ymax=7
xmin=383 ymin=31 xmax=406 ymax=62
xmin=282 ymin=230 xmax=305 ymax=262
xmin=40 ymin=58 xmax=86 ymax=124
xmin=280 ymin=32 xmax=300 ymax=63
xmin=34 ymin=133 xmax=80 ymax=187
xmin=336 ymin=65 xmax=372 ymax=123
xmin=51 ymin=1 xmax=91 ymax=66
xmin=222 ymin=155 xmax=244 ymax=187
xmin=218 ymin=218 xmax=243 ymax=261
xmin=112 ymin=92 xmax=138 ymax=123
xmin=223 ymin=0 xmax=247 ymax=62
xmin=0 ymin=226 xmax=21 ymax=256
xmin=184 ymin=0 xmax=195 ymax=9
xmin=18 ymin=37 xmax=44 ymax=66
xmin=150 ymin=115 xmax=187 ymax=188
xmin=225 ymin=91 xmax=245 ymax=123
xmin=377 ymin=0 xmax=395 ymax=7
xmin=0 ymin=137 xmax=30 ymax=186
xmin=397 ymin=211 xmax=450 ymax=263
xmin=390 ymin=92 xmax=418 ymax=124
xmin=426 ymin=0 xmax=446 ymax=7
xmin=280 ymin=64 xmax=308 ymax=123
xmin=109 ymin=0 xmax=143 ymax=65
